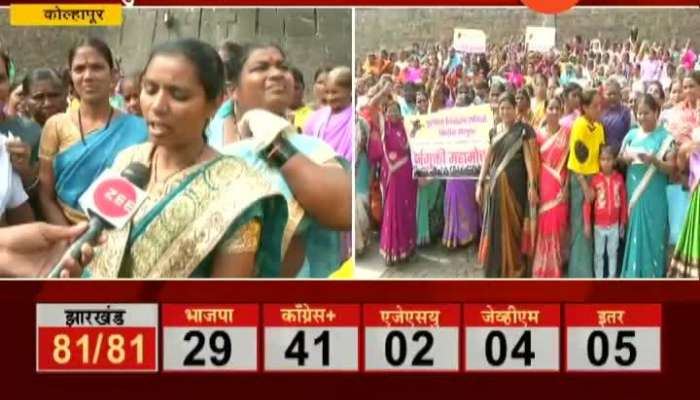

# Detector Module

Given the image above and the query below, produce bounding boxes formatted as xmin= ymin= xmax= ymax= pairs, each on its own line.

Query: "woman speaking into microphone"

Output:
xmin=84 ymin=39 xmax=288 ymax=278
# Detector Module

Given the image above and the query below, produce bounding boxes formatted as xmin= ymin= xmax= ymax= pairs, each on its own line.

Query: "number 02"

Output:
xmin=384 ymin=330 xmax=434 ymax=367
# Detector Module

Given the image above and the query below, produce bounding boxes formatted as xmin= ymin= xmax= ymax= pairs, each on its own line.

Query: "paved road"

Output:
xmin=355 ymin=231 xmax=485 ymax=279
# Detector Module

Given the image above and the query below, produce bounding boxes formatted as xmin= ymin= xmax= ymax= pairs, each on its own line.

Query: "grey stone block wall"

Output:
xmin=0 ymin=8 xmax=351 ymax=99
xmin=356 ymin=7 xmax=700 ymax=59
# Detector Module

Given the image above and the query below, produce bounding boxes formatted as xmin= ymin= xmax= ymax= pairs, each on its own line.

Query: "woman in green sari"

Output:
xmin=415 ymin=89 xmax=444 ymax=246
xmin=86 ymin=39 xmax=287 ymax=278
xmin=619 ymin=94 xmax=676 ymax=278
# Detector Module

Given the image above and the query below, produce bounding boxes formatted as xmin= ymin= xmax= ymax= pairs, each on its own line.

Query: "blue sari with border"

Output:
xmin=620 ymin=127 xmax=674 ymax=278
xmin=54 ymin=114 xmax=148 ymax=215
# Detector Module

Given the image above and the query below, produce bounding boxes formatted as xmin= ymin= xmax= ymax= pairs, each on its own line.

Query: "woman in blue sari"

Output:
xmin=87 ymin=39 xmax=288 ymax=278
xmin=619 ymin=94 xmax=676 ymax=278
xmin=38 ymin=38 xmax=147 ymax=225
xmin=212 ymin=43 xmax=352 ymax=278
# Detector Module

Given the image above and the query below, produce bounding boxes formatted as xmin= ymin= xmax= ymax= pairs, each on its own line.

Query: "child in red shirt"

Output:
xmin=584 ymin=145 xmax=627 ymax=278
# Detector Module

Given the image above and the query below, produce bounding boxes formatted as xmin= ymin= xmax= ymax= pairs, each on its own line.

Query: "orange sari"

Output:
xmin=532 ymin=126 xmax=570 ymax=277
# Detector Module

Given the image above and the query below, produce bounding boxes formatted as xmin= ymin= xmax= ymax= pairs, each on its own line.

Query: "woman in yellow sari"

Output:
xmin=86 ymin=39 xmax=287 ymax=278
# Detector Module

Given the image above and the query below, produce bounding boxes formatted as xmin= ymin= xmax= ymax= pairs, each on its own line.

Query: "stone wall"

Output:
xmin=0 ymin=8 xmax=351 ymax=98
xmin=356 ymin=7 xmax=700 ymax=58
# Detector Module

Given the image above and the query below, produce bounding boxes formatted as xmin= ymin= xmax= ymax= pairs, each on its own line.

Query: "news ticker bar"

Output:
xmin=35 ymin=303 xmax=661 ymax=373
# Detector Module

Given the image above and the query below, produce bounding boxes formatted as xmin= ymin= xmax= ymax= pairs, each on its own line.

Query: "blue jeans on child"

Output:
xmin=594 ymin=224 xmax=619 ymax=278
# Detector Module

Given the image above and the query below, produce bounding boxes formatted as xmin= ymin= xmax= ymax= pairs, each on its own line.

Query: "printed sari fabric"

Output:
xmin=620 ymin=127 xmax=674 ymax=278
xmin=87 ymin=143 xmax=288 ymax=278
xmin=222 ymin=133 xmax=346 ymax=278
xmin=39 ymin=112 xmax=148 ymax=224
xmin=532 ymin=126 xmax=570 ymax=278
xmin=478 ymin=121 xmax=540 ymax=277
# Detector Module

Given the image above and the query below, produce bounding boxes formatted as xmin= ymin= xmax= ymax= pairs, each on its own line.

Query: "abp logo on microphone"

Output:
xmin=80 ymin=169 xmax=147 ymax=229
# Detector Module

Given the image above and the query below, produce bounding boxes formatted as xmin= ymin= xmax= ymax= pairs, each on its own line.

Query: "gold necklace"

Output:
xmin=152 ymin=143 xmax=207 ymax=184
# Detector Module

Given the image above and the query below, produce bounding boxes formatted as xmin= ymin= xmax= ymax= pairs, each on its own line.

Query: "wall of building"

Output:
xmin=0 ymin=8 xmax=352 ymax=98
xmin=357 ymin=8 xmax=700 ymax=58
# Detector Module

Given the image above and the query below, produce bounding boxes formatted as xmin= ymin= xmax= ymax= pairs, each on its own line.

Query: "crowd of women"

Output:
xmin=0 ymin=36 xmax=352 ymax=278
xmin=356 ymin=31 xmax=700 ymax=279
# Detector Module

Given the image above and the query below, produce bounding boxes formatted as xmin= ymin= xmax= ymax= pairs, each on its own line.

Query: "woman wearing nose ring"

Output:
xmin=213 ymin=43 xmax=352 ymax=278
xmin=38 ymin=38 xmax=148 ymax=226
xmin=86 ymin=39 xmax=288 ymax=278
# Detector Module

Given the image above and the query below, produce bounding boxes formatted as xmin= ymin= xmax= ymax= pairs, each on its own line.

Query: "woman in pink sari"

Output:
xmin=402 ymin=57 xmax=423 ymax=85
xmin=370 ymin=99 xmax=417 ymax=265
xmin=532 ymin=96 xmax=570 ymax=277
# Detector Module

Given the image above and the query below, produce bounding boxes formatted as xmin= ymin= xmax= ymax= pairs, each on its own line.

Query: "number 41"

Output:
xmin=285 ymin=331 xmax=330 ymax=366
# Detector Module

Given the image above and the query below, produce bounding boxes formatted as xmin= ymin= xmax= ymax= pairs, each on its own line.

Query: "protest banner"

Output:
xmin=405 ymin=104 xmax=493 ymax=178
xmin=526 ymin=26 xmax=556 ymax=52
xmin=452 ymin=28 xmax=487 ymax=53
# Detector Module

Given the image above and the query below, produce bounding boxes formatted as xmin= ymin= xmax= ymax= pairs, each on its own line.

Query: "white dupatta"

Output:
xmin=0 ymin=134 xmax=27 ymax=214
xmin=623 ymin=131 xmax=675 ymax=213
xmin=0 ymin=135 xmax=11 ymax=210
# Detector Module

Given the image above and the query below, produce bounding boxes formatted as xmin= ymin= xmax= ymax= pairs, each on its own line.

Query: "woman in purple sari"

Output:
xmin=443 ymin=84 xmax=481 ymax=249
xmin=371 ymin=99 xmax=417 ymax=265
xmin=304 ymin=66 xmax=353 ymax=162
xmin=303 ymin=66 xmax=353 ymax=261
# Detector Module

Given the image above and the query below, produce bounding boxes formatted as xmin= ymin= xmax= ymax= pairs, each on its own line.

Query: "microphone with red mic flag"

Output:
xmin=47 ymin=162 xmax=150 ymax=278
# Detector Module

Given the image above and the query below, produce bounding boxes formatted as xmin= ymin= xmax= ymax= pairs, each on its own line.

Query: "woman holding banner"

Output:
xmin=442 ymin=86 xmax=480 ymax=249
xmin=415 ymin=90 xmax=445 ymax=247
xmin=476 ymin=93 xmax=540 ymax=278
xmin=373 ymin=98 xmax=417 ymax=265
xmin=38 ymin=38 xmax=148 ymax=226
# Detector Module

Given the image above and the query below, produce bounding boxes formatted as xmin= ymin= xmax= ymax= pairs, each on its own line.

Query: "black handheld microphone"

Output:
xmin=47 ymin=162 xmax=150 ymax=278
